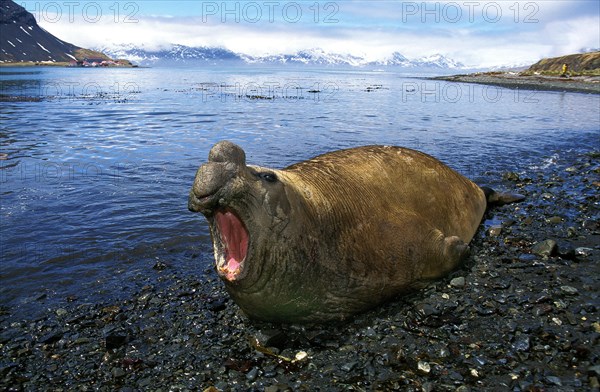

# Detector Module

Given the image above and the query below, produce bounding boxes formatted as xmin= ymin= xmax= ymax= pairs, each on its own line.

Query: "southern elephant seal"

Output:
xmin=188 ymin=141 xmax=522 ymax=323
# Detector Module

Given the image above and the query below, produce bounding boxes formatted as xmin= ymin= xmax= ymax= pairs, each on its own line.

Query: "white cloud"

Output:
xmin=34 ymin=1 xmax=600 ymax=68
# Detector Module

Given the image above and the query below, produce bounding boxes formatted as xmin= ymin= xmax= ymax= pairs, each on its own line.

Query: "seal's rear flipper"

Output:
xmin=481 ymin=186 xmax=526 ymax=207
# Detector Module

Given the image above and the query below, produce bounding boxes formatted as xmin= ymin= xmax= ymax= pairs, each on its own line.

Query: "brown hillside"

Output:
xmin=1 ymin=0 xmax=115 ymax=64
xmin=527 ymin=51 xmax=600 ymax=73
xmin=73 ymin=49 xmax=111 ymax=61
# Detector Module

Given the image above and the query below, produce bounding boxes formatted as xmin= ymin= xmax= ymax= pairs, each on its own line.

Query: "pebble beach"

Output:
xmin=432 ymin=73 xmax=600 ymax=95
xmin=1 ymin=147 xmax=598 ymax=391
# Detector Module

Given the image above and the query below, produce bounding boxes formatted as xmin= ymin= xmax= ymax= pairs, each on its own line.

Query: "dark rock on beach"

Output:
xmin=0 ymin=150 xmax=599 ymax=391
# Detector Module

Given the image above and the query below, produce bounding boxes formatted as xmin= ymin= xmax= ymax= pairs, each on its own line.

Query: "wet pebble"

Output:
xmin=545 ymin=376 xmax=562 ymax=386
xmin=254 ymin=329 xmax=287 ymax=349
xmin=417 ymin=361 xmax=431 ymax=374
xmin=246 ymin=367 xmax=259 ymax=381
xmin=152 ymin=260 xmax=168 ymax=271
xmin=450 ymin=277 xmax=466 ymax=288
xmin=547 ymin=215 xmax=563 ymax=224
xmin=531 ymin=239 xmax=557 ymax=256
xmin=104 ymin=329 xmax=131 ymax=349
xmin=575 ymin=247 xmax=594 ymax=257
xmin=341 ymin=361 xmax=358 ymax=372
xmin=488 ymin=225 xmax=503 ymax=237
xmin=513 ymin=335 xmax=530 ymax=352
xmin=415 ymin=303 xmax=438 ymax=317
xmin=560 ymin=286 xmax=579 ymax=295
xmin=503 ymin=172 xmax=520 ymax=182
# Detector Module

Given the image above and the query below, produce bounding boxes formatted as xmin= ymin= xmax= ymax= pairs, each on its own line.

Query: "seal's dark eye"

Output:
xmin=260 ymin=172 xmax=277 ymax=183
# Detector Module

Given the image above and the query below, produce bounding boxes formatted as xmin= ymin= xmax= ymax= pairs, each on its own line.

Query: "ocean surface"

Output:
xmin=1 ymin=65 xmax=599 ymax=319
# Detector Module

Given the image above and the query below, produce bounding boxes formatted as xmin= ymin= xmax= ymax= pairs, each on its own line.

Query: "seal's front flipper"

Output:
xmin=481 ymin=186 xmax=525 ymax=207
xmin=421 ymin=233 xmax=469 ymax=281
xmin=443 ymin=236 xmax=470 ymax=266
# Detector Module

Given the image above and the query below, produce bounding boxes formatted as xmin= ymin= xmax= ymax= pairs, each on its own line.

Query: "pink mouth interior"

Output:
xmin=215 ymin=210 xmax=249 ymax=279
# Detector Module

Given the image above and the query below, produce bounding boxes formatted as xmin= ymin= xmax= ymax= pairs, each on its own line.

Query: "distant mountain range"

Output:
xmin=0 ymin=0 xmax=110 ymax=63
xmin=97 ymin=43 xmax=467 ymax=69
xmin=0 ymin=0 xmax=475 ymax=70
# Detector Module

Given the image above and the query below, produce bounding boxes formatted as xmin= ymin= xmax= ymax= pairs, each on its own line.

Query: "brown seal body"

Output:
xmin=189 ymin=141 xmax=488 ymax=323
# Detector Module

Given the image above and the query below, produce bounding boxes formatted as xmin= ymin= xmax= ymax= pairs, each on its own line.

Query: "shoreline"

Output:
xmin=432 ymin=72 xmax=600 ymax=94
xmin=0 ymin=61 xmax=136 ymax=68
xmin=1 ymin=149 xmax=598 ymax=391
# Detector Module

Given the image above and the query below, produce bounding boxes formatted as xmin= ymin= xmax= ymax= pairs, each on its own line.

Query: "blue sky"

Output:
xmin=19 ymin=0 xmax=600 ymax=67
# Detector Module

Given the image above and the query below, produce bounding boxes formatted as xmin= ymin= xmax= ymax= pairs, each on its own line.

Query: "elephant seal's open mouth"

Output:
xmin=213 ymin=210 xmax=249 ymax=281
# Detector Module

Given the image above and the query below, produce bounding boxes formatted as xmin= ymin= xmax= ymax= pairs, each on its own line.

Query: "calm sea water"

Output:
xmin=1 ymin=65 xmax=599 ymax=319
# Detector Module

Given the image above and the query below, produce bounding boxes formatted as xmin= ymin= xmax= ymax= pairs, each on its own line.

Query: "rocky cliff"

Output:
xmin=527 ymin=51 xmax=600 ymax=73
xmin=0 ymin=0 xmax=108 ymax=63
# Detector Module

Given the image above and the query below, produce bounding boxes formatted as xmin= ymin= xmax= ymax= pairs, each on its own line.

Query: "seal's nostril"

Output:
xmin=193 ymin=162 xmax=227 ymax=199
xmin=188 ymin=191 xmax=202 ymax=212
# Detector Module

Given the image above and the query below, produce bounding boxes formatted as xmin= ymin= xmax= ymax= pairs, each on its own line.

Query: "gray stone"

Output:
xmin=532 ymin=240 xmax=557 ymax=257
xmin=503 ymin=172 xmax=520 ymax=182
xmin=246 ymin=367 xmax=259 ymax=381
xmin=560 ymin=286 xmax=579 ymax=295
xmin=254 ymin=329 xmax=287 ymax=349
xmin=487 ymin=225 xmax=502 ymax=237
xmin=576 ymin=247 xmax=593 ymax=257
xmin=450 ymin=277 xmax=466 ymax=288
xmin=545 ymin=376 xmax=562 ymax=386
xmin=417 ymin=361 xmax=431 ymax=374
xmin=547 ymin=216 xmax=563 ymax=224
xmin=513 ymin=336 xmax=530 ymax=352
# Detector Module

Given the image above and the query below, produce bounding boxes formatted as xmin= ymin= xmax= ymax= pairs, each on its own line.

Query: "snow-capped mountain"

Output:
xmin=488 ymin=62 xmax=531 ymax=72
xmin=98 ymin=43 xmax=467 ymax=69
xmin=374 ymin=52 xmax=412 ymax=67
xmin=96 ymin=43 xmax=242 ymax=64
xmin=411 ymin=54 xmax=464 ymax=69
xmin=579 ymin=47 xmax=600 ymax=54
xmin=242 ymin=48 xmax=365 ymax=66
